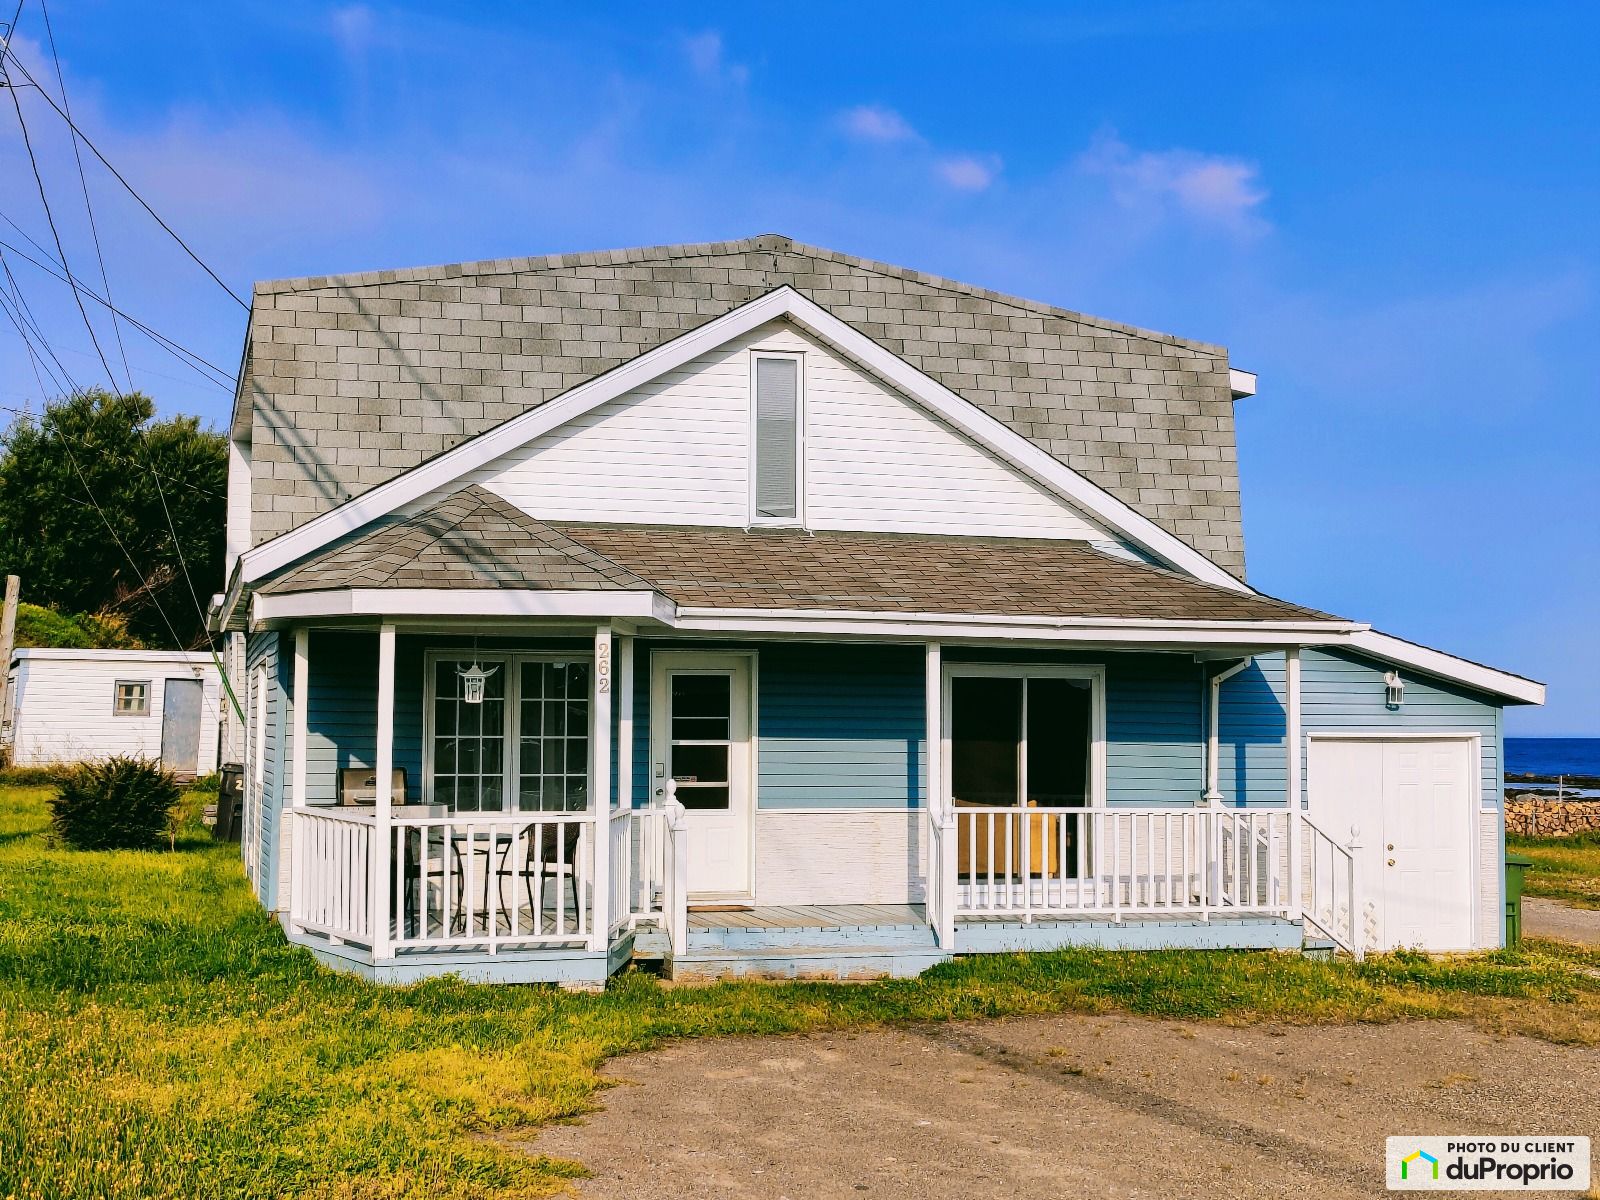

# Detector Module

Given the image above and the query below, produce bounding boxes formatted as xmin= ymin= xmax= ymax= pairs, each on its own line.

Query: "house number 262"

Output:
xmin=596 ymin=640 xmax=611 ymax=693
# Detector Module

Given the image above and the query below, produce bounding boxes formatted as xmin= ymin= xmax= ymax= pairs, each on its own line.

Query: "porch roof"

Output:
xmin=259 ymin=485 xmax=1341 ymax=626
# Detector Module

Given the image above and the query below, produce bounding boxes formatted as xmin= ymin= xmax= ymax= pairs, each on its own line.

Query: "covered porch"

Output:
xmin=262 ymin=620 xmax=1363 ymax=984
xmin=235 ymin=495 xmax=1370 ymax=981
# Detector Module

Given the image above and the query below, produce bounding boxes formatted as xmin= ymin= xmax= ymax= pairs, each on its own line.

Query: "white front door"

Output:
xmin=1308 ymin=737 xmax=1475 ymax=952
xmin=651 ymin=653 xmax=754 ymax=901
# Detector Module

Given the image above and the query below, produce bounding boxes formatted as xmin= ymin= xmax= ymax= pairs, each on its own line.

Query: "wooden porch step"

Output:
xmin=667 ymin=944 xmax=950 ymax=982
xmin=686 ymin=921 xmax=938 ymax=952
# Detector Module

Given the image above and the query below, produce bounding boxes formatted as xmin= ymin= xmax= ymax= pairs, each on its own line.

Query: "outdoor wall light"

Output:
xmin=1384 ymin=670 xmax=1404 ymax=710
xmin=457 ymin=661 xmax=497 ymax=705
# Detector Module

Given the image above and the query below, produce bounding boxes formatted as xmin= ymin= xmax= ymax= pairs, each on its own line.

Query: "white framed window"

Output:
xmin=423 ymin=651 xmax=593 ymax=813
xmin=749 ymin=350 xmax=804 ymax=526
xmin=112 ymin=679 xmax=151 ymax=717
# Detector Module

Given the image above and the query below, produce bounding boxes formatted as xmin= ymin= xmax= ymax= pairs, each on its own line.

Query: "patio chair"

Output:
xmin=495 ymin=820 xmax=583 ymax=934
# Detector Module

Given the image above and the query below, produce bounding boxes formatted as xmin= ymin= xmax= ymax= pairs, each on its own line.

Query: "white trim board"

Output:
xmin=1348 ymin=630 xmax=1544 ymax=706
xmin=235 ymin=287 xmax=1250 ymax=593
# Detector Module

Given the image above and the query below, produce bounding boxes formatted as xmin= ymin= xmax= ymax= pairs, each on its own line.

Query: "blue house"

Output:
xmin=212 ymin=236 xmax=1543 ymax=985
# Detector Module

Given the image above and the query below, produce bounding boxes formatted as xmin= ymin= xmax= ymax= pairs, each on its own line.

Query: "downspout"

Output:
xmin=1203 ymin=658 xmax=1252 ymax=805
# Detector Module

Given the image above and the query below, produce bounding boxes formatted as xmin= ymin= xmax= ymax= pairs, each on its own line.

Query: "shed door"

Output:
xmin=1308 ymin=738 xmax=1474 ymax=952
xmin=161 ymin=677 xmax=204 ymax=777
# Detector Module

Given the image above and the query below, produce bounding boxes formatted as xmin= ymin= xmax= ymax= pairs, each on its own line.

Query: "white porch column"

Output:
xmin=1285 ymin=647 xmax=1303 ymax=920
xmin=287 ymin=628 xmax=308 ymax=921
xmin=588 ymin=625 xmax=613 ymax=953
xmin=371 ymin=622 xmax=395 ymax=960
xmin=925 ymin=642 xmax=943 ymax=819
xmin=616 ymin=634 xmax=634 ymax=921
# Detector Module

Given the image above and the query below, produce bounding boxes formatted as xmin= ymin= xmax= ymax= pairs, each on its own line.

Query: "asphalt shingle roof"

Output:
xmin=260 ymin=488 xmax=1338 ymax=625
xmin=260 ymin=487 xmax=647 ymax=595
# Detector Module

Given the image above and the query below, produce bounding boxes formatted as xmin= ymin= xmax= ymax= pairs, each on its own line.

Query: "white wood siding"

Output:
xmin=460 ymin=320 xmax=1115 ymax=542
xmin=7 ymin=653 xmax=222 ymax=773
xmin=1478 ymin=808 xmax=1501 ymax=949
xmin=754 ymin=810 xmax=929 ymax=906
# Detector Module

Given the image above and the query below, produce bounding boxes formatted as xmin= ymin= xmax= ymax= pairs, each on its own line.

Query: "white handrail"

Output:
xmin=1301 ymin=814 xmax=1364 ymax=960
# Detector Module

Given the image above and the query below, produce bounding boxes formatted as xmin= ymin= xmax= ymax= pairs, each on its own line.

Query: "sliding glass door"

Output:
xmin=947 ymin=666 xmax=1101 ymax=879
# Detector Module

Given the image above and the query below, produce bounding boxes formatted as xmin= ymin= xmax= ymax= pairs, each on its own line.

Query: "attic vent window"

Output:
xmin=751 ymin=353 xmax=801 ymax=524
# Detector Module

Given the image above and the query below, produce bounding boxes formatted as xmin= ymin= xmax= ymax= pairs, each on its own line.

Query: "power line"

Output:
xmin=0 ymin=226 xmax=235 ymax=389
xmin=39 ymin=0 xmax=131 ymax=394
xmin=0 ymin=42 xmax=249 ymax=311
xmin=4 ymin=39 xmax=125 ymax=406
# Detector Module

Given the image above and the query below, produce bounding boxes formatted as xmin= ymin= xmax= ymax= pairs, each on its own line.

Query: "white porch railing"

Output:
xmin=948 ymin=806 xmax=1294 ymax=921
xmin=290 ymin=807 xmax=375 ymax=944
xmin=610 ymin=802 xmax=672 ymax=934
xmin=389 ymin=811 xmax=594 ymax=951
xmin=289 ymin=807 xmax=601 ymax=953
xmin=1301 ymin=815 xmax=1364 ymax=960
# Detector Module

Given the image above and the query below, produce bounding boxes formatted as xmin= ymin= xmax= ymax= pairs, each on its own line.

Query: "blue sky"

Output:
xmin=0 ymin=1 xmax=1595 ymax=734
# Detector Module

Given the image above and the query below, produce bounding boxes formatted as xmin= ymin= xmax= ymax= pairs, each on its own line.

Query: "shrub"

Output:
xmin=0 ymin=765 xmax=61 ymax=788
xmin=49 ymin=757 xmax=181 ymax=851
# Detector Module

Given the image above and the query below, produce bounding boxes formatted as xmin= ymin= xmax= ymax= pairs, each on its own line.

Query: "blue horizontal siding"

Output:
xmin=757 ymin=644 xmax=925 ymax=809
xmin=246 ymin=631 xmax=284 ymax=909
xmin=1104 ymin=654 xmax=1205 ymax=805
xmin=303 ymin=632 xmax=424 ymax=805
xmin=1218 ymin=649 xmax=1503 ymax=808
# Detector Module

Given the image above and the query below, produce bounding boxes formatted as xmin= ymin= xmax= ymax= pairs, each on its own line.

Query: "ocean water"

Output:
xmin=1505 ymin=737 xmax=1600 ymax=777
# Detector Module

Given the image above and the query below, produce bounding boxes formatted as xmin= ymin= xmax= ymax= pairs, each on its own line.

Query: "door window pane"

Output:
xmin=671 ymin=674 xmax=730 ymax=740
xmin=1026 ymin=678 xmax=1092 ymax=807
xmin=678 ymin=786 xmax=730 ymax=811
xmin=671 ymin=743 xmax=729 ymax=786
xmin=951 ymin=676 xmax=1022 ymax=807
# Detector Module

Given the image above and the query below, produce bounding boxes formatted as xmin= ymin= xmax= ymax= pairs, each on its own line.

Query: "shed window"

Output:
xmin=752 ymin=354 xmax=800 ymax=522
xmin=113 ymin=680 xmax=150 ymax=716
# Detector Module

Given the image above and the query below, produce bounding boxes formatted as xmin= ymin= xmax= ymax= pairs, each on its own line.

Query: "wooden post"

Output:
xmin=0 ymin=575 xmax=18 ymax=757
xmin=588 ymin=625 xmax=612 ymax=953
xmin=1347 ymin=823 xmax=1363 ymax=961
xmin=371 ymin=623 xmax=395 ymax=960
xmin=617 ymin=634 xmax=634 ymax=918
xmin=1285 ymin=647 xmax=1303 ymax=922
xmin=924 ymin=643 xmax=947 ymax=943
xmin=287 ymin=628 xmax=308 ymax=928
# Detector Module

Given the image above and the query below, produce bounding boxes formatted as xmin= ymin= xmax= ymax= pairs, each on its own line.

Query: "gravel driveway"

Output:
xmin=528 ymin=1015 xmax=1598 ymax=1199
xmin=1525 ymin=897 xmax=1600 ymax=945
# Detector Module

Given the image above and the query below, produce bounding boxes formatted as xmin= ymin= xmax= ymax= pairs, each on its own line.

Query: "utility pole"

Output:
xmin=0 ymin=575 xmax=19 ymax=758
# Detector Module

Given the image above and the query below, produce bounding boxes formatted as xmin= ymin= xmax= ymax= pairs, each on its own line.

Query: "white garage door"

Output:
xmin=1307 ymin=737 xmax=1475 ymax=952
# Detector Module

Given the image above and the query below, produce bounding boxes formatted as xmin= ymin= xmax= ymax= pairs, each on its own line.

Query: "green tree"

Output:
xmin=0 ymin=391 xmax=224 ymax=649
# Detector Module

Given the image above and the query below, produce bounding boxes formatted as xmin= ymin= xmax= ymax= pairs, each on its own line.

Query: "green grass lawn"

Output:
xmin=4 ymin=785 xmax=1600 ymax=1199
xmin=1508 ymin=830 xmax=1600 ymax=909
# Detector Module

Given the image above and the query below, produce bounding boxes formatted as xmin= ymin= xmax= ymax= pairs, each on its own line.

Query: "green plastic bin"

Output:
xmin=1504 ymin=852 xmax=1533 ymax=948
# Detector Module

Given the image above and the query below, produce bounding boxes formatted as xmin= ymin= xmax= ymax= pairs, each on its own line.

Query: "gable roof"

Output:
xmin=236 ymin=287 xmax=1248 ymax=594
xmin=236 ymin=234 xmax=1247 ymax=576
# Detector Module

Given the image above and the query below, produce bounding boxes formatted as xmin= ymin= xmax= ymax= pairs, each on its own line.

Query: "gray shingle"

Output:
xmin=239 ymin=234 xmax=1247 ymax=577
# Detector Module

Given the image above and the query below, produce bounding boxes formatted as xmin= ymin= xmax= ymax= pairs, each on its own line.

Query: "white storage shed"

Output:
xmin=4 ymin=648 xmax=224 ymax=776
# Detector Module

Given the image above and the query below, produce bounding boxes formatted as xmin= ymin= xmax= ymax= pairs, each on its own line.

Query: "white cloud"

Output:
xmin=935 ymin=154 xmax=1000 ymax=192
xmin=681 ymin=30 xmax=748 ymax=85
xmin=329 ymin=4 xmax=377 ymax=57
xmin=1079 ymin=132 xmax=1266 ymax=231
xmin=840 ymin=105 xmax=918 ymax=144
